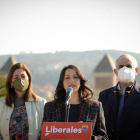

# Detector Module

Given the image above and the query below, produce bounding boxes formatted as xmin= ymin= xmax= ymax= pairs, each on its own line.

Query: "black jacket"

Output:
xmin=98 ymin=81 xmax=140 ymax=140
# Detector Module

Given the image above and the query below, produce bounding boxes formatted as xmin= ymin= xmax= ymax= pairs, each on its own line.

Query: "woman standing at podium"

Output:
xmin=43 ymin=65 xmax=108 ymax=140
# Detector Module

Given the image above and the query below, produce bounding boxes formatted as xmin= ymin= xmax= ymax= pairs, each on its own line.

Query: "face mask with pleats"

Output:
xmin=12 ymin=78 xmax=29 ymax=92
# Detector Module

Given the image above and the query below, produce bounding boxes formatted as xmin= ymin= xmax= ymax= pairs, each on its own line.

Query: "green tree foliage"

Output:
xmin=0 ymin=71 xmax=6 ymax=98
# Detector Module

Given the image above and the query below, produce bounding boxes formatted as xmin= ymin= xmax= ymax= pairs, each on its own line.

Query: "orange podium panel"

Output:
xmin=41 ymin=122 xmax=92 ymax=140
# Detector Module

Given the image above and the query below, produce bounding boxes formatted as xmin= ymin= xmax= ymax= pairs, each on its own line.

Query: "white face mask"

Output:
xmin=118 ymin=66 xmax=136 ymax=83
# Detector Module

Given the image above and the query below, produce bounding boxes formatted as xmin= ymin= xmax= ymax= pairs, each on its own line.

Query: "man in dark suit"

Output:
xmin=98 ymin=54 xmax=140 ymax=140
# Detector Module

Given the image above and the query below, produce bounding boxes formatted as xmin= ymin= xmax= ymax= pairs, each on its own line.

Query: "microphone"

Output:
xmin=65 ymin=87 xmax=73 ymax=105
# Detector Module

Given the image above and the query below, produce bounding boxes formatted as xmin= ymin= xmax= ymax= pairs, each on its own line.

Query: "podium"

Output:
xmin=41 ymin=122 xmax=92 ymax=140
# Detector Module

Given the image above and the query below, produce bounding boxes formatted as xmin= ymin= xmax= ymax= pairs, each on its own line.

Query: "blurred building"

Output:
xmin=93 ymin=53 xmax=118 ymax=99
xmin=0 ymin=56 xmax=17 ymax=74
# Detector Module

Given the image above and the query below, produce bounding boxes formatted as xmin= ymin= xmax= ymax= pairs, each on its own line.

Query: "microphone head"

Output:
xmin=66 ymin=87 xmax=73 ymax=93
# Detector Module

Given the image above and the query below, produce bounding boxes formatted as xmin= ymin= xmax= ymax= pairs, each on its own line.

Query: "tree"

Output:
xmin=0 ymin=71 xmax=6 ymax=98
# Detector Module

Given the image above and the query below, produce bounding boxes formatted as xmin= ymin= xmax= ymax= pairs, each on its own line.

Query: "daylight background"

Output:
xmin=0 ymin=0 xmax=140 ymax=55
xmin=0 ymin=0 xmax=140 ymax=100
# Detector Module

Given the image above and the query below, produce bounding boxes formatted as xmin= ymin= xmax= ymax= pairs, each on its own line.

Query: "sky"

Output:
xmin=0 ymin=0 xmax=140 ymax=55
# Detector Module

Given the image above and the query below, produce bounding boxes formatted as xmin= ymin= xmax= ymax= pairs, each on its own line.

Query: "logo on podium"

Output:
xmin=41 ymin=122 xmax=92 ymax=140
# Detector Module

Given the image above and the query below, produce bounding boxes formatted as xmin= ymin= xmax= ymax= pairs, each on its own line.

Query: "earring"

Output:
xmin=11 ymin=86 xmax=13 ymax=88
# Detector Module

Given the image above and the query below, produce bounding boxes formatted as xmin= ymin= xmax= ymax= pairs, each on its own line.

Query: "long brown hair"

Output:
xmin=53 ymin=65 xmax=94 ymax=107
xmin=5 ymin=63 xmax=37 ymax=107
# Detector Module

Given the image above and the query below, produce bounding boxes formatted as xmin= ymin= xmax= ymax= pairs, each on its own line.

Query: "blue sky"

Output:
xmin=0 ymin=0 xmax=140 ymax=55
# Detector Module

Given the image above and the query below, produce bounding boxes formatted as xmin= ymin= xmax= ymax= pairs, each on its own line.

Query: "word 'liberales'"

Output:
xmin=45 ymin=126 xmax=82 ymax=136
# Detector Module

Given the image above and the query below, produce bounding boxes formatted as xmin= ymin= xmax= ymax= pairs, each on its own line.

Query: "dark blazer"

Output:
xmin=98 ymin=81 xmax=140 ymax=140
xmin=43 ymin=98 xmax=108 ymax=140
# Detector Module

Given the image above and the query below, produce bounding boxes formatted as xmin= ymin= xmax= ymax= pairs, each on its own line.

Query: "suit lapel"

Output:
xmin=123 ymin=82 xmax=140 ymax=110
xmin=109 ymin=88 xmax=118 ymax=120
xmin=79 ymin=99 xmax=90 ymax=122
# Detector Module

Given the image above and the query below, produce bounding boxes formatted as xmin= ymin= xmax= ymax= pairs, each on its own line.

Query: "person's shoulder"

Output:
xmin=98 ymin=87 xmax=115 ymax=101
xmin=99 ymin=86 xmax=114 ymax=96
xmin=91 ymin=100 xmax=101 ymax=106
xmin=100 ymin=86 xmax=114 ymax=93
xmin=30 ymin=95 xmax=47 ymax=106
xmin=36 ymin=95 xmax=47 ymax=102
xmin=89 ymin=100 xmax=103 ymax=111
xmin=44 ymin=101 xmax=55 ymax=110
xmin=45 ymin=100 xmax=54 ymax=106
xmin=135 ymin=81 xmax=140 ymax=93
